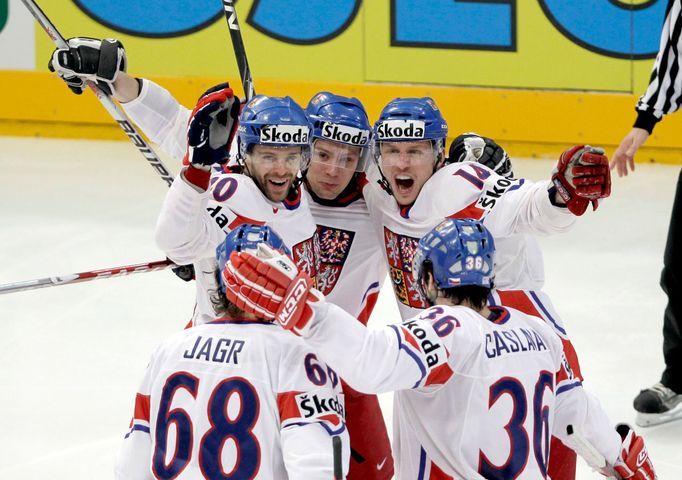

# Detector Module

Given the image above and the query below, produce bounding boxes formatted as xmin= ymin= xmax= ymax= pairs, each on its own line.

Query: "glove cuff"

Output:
xmin=182 ymin=165 xmax=211 ymax=190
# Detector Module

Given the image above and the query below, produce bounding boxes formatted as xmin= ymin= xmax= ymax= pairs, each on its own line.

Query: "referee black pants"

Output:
xmin=661 ymin=167 xmax=682 ymax=394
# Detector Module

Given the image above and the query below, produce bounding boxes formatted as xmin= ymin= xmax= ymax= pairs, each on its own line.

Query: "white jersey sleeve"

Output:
xmin=114 ymin=356 xmax=155 ymax=480
xmin=155 ymin=171 xmax=226 ymax=265
xmin=277 ymin=343 xmax=350 ymax=479
xmin=429 ymin=162 xmax=576 ymax=238
xmin=553 ymin=377 xmax=622 ymax=467
xmin=121 ymin=79 xmax=190 ymax=161
xmin=304 ymin=302 xmax=457 ymax=394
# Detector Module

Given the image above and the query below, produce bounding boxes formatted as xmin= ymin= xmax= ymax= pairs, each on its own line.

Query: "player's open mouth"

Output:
xmin=268 ymin=179 xmax=289 ymax=190
xmin=394 ymin=175 xmax=414 ymax=192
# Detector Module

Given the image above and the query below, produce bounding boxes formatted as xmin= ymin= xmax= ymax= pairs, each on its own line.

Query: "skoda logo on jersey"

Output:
xmin=321 ymin=122 xmax=370 ymax=146
xmin=376 ymin=120 xmax=426 ymax=140
xmin=260 ymin=125 xmax=310 ymax=144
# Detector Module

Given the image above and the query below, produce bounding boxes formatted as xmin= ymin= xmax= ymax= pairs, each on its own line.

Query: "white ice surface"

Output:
xmin=0 ymin=136 xmax=680 ymax=478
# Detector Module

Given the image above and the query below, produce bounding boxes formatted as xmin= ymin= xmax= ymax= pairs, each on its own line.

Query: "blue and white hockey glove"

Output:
xmin=184 ymin=83 xmax=240 ymax=171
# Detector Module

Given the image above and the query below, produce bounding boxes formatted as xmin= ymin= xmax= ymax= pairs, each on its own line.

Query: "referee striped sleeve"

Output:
xmin=635 ymin=0 xmax=682 ymax=133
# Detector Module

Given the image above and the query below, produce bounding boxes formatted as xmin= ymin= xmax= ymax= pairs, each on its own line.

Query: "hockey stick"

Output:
xmin=20 ymin=0 xmax=175 ymax=187
xmin=0 ymin=259 xmax=174 ymax=295
xmin=566 ymin=425 xmax=621 ymax=479
xmin=332 ymin=435 xmax=343 ymax=480
xmin=221 ymin=0 xmax=256 ymax=101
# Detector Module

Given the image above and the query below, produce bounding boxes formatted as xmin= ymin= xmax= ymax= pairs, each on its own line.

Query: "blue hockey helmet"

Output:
xmin=447 ymin=132 xmax=514 ymax=178
xmin=237 ymin=95 xmax=311 ymax=167
xmin=306 ymin=92 xmax=372 ymax=171
xmin=412 ymin=219 xmax=495 ymax=299
xmin=374 ymin=97 xmax=448 ymax=150
xmin=216 ymin=223 xmax=291 ymax=294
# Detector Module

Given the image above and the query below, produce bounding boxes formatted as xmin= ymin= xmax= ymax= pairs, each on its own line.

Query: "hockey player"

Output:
xmin=303 ymin=92 xmax=393 ymax=479
xmin=222 ymin=218 xmax=657 ymax=480
xmin=48 ymin=39 xmax=392 ymax=479
xmin=115 ymin=224 xmax=348 ymax=479
xmin=361 ymin=98 xmax=612 ymax=480
xmin=152 ymin=88 xmax=320 ymax=326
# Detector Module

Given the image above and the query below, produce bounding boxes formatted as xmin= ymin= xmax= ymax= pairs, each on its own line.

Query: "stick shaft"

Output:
xmin=0 ymin=260 xmax=174 ymax=295
xmin=566 ymin=425 xmax=621 ymax=478
xmin=20 ymin=0 xmax=175 ymax=187
xmin=332 ymin=436 xmax=343 ymax=480
xmin=221 ymin=0 xmax=256 ymax=101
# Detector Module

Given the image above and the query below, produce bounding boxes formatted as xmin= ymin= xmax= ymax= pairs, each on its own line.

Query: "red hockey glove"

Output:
xmin=223 ymin=244 xmax=322 ymax=335
xmin=609 ymin=424 xmax=656 ymax=480
xmin=183 ymin=84 xmax=240 ymax=173
xmin=551 ymin=145 xmax=611 ymax=216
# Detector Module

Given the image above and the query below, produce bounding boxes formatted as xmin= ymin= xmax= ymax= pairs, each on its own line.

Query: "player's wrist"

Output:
xmin=182 ymin=165 xmax=211 ymax=190
xmin=548 ymin=185 xmax=567 ymax=208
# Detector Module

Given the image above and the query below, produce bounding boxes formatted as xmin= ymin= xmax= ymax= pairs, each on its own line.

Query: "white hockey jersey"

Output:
xmin=304 ymin=177 xmax=386 ymax=324
xmin=363 ymin=161 xmax=574 ymax=321
xmin=303 ymin=302 xmax=621 ymax=479
xmin=124 ymin=80 xmax=382 ymax=324
xmin=156 ymin=171 xmax=319 ymax=325
xmin=115 ymin=317 xmax=349 ymax=480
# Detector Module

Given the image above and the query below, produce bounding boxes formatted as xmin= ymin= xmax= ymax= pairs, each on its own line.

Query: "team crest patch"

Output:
xmin=316 ymin=226 xmax=355 ymax=295
xmin=384 ymin=227 xmax=428 ymax=308
xmin=292 ymin=234 xmax=320 ymax=287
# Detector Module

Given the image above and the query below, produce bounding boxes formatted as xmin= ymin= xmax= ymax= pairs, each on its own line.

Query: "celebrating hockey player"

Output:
xmin=354 ymin=97 xmax=612 ymax=480
xmin=302 ymin=92 xmax=393 ymax=479
xmin=48 ymin=38 xmax=392 ymax=479
xmin=223 ymin=218 xmax=657 ymax=480
xmin=152 ymin=88 xmax=320 ymax=326
xmin=115 ymin=224 xmax=348 ymax=479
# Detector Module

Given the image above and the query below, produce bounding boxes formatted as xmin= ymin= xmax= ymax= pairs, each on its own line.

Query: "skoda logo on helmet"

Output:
xmin=260 ymin=124 xmax=310 ymax=144
xmin=321 ymin=122 xmax=369 ymax=146
xmin=377 ymin=119 xmax=426 ymax=140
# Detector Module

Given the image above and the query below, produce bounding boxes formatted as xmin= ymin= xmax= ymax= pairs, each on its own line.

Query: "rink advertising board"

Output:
xmin=1 ymin=0 xmax=681 ymax=161
xmin=28 ymin=0 xmax=667 ymax=92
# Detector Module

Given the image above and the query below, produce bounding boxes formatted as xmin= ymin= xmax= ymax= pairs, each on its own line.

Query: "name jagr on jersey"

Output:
xmin=182 ymin=335 xmax=246 ymax=364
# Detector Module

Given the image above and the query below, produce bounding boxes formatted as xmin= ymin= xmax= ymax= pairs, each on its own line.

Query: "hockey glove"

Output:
xmin=48 ymin=37 xmax=127 ymax=96
xmin=608 ymin=424 xmax=656 ymax=480
xmin=447 ymin=132 xmax=514 ymax=178
xmin=184 ymin=83 xmax=240 ymax=173
xmin=223 ymin=244 xmax=322 ymax=336
xmin=551 ymin=145 xmax=611 ymax=216
xmin=171 ymin=263 xmax=195 ymax=282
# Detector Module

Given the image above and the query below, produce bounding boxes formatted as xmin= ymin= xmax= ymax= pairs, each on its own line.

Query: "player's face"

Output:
xmin=306 ymin=139 xmax=361 ymax=200
xmin=246 ymin=145 xmax=302 ymax=202
xmin=379 ymin=140 xmax=436 ymax=206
